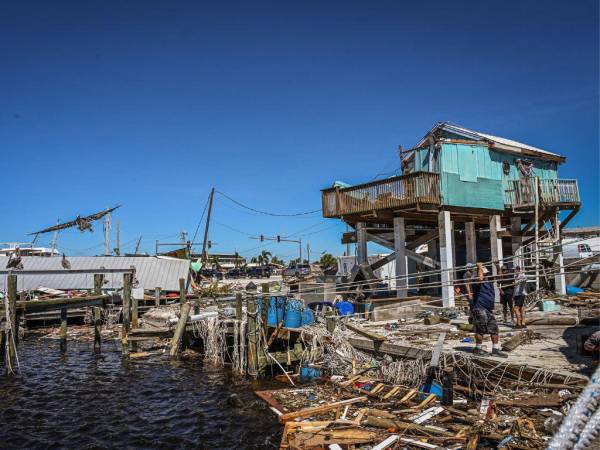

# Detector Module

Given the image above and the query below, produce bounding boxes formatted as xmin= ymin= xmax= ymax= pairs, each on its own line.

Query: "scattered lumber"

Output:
xmin=345 ymin=322 xmax=386 ymax=342
xmin=363 ymin=415 xmax=453 ymax=436
xmin=279 ymin=396 xmax=367 ymax=423
xmin=501 ymin=331 xmax=530 ymax=352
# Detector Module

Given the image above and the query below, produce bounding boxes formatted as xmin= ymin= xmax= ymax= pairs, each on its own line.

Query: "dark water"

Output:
xmin=0 ymin=336 xmax=281 ymax=449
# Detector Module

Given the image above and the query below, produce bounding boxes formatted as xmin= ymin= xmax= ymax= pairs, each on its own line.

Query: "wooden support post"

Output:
xmin=393 ymin=216 xmax=408 ymax=298
xmin=169 ymin=302 xmax=192 ymax=357
xmin=131 ymin=293 xmax=139 ymax=329
xmin=465 ymin=221 xmax=477 ymax=264
xmin=261 ymin=283 xmax=269 ymax=327
xmin=5 ymin=274 xmax=18 ymax=372
xmin=94 ymin=274 xmax=104 ymax=295
xmin=122 ymin=273 xmax=132 ymax=351
xmin=154 ymin=287 xmax=161 ymax=307
xmin=438 ymin=211 xmax=455 ymax=307
xmin=179 ymin=278 xmax=186 ymax=303
xmin=510 ymin=217 xmax=523 ymax=269
xmin=236 ymin=293 xmax=243 ymax=321
xmin=247 ymin=298 xmax=258 ymax=376
xmin=93 ymin=306 xmax=102 ymax=352
xmin=326 ymin=313 xmax=336 ymax=333
xmin=60 ymin=307 xmax=68 ymax=353
xmin=442 ymin=367 xmax=454 ymax=406
xmin=356 ymin=222 xmax=368 ymax=265
xmin=489 ymin=214 xmax=503 ymax=303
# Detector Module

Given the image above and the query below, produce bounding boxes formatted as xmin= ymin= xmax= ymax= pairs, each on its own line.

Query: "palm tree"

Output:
xmin=318 ymin=252 xmax=337 ymax=268
xmin=260 ymin=250 xmax=272 ymax=266
xmin=250 ymin=256 xmax=258 ymax=264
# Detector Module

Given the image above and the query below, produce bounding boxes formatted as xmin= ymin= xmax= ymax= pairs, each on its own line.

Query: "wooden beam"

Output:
xmin=279 ymin=397 xmax=367 ymax=423
xmin=345 ymin=322 xmax=386 ymax=342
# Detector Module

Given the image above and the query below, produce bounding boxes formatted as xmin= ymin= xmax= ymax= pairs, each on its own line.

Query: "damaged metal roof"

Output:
xmin=416 ymin=122 xmax=566 ymax=162
xmin=0 ymin=256 xmax=190 ymax=292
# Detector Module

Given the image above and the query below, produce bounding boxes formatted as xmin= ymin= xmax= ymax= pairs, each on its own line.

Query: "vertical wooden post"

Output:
xmin=59 ymin=308 xmax=68 ymax=353
xmin=489 ymin=214 xmax=503 ymax=304
xmin=169 ymin=302 xmax=192 ymax=357
xmin=179 ymin=278 xmax=186 ymax=304
xmin=465 ymin=221 xmax=477 ymax=264
xmin=93 ymin=307 xmax=102 ymax=352
xmin=6 ymin=274 xmax=18 ymax=371
xmin=93 ymin=274 xmax=104 ymax=352
xmin=247 ymin=298 xmax=258 ymax=376
xmin=356 ymin=222 xmax=368 ymax=264
xmin=122 ymin=272 xmax=132 ymax=352
xmin=261 ymin=283 xmax=269 ymax=328
xmin=553 ymin=211 xmax=566 ymax=296
xmin=131 ymin=294 xmax=139 ymax=329
xmin=155 ymin=287 xmax=161 ymax=307
xmin=326 ymin=313 xmax=336 ymax=333
xmin=236 ymin=293 xmax=243 ymax=321
xmin=442 ymin=367 xmax=454 ymax=406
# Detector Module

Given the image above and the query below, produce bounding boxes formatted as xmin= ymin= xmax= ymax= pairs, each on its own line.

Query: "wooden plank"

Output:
xmin=345 ymin=322 xmax=386 ymax=342
xmin=279 ymin=397 xmax=367 ymax=423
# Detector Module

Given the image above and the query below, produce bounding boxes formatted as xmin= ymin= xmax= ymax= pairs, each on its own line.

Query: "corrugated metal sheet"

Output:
xmin=0 ymin=256 xmax=190 ymax=292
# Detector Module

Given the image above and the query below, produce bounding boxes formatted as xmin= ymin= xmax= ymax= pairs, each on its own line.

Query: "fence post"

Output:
xmin=155 ymin=287 xmax=161 ymax=307
xmin=122 ymin=273 xmax=132 ymax=352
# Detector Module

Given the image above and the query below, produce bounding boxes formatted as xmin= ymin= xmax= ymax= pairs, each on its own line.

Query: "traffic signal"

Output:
xmin=276 ymin=235 xmax=280 ymax=242
xmin=207 ymin=240 xmax=212 ymax=249
xmin=260 ymin=234 xmax=264 ymax=242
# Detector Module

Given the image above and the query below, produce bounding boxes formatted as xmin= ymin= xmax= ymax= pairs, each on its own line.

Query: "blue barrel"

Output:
xmin=257 ymin=296 xmax=286 ymax=326
xmin=284 ymin=299 xmax=303 ymax=328
xmin=268 ymin=296 xmax=286 ymax=326
xmin=335 ymin=301 xmax=354 ymax=317
xmin=301 ymin=308 xmax=315 ymax=326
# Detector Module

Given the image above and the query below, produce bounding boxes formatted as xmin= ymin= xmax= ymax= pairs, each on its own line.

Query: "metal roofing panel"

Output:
xmin=0 ymin=256 xmax=189 ymax=292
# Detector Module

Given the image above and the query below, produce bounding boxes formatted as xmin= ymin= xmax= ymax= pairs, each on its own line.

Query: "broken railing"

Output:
xmin=321 ymin=171 xmax=440 ymax=218
xmin=505 ymin=178 xmax=580 ymax=208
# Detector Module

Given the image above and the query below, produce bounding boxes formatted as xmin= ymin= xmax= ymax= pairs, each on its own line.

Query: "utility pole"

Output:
xmin=306 ymin=243 xmax=310 ymax=264
xmin=299 ymin=238 xmax=302 ymax=262
xmin=534 ymin=177 xmax=540 ymax=291
xmin=201 ymin=187 xmax=215 ymax=263
xmin=104 ymin=210 xmax=111 ymax=256
xmin=115 ymin=220 xmax=121 ymax=256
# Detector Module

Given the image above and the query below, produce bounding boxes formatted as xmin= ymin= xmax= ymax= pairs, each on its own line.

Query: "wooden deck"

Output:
xmin=321 ymin=172 xmax=440 ymax=219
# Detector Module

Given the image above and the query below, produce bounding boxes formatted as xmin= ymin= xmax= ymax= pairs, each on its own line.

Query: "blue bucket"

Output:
xmin=284 ymin=299 xmax=303 ymax=328
xmin=301 ymin=308 xmax=315 ymax=326
xmin=336 ymin=301 xmax=354 ymax=317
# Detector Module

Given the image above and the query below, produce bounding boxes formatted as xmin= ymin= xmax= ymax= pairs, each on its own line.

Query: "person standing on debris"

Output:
xmin=471 ymin=262 xmax=508 ymax=358
xmin=498 ymin=266 xmax=515 ymax=324
xmin=513 ymin=266 xmax=528 ymax=329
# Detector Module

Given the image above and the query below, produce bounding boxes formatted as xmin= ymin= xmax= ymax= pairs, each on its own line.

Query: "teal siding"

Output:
xmin=439 ymin=143 xmax=559 ymax=210
xmin=413 ymin=147 xmax=430 ymax=172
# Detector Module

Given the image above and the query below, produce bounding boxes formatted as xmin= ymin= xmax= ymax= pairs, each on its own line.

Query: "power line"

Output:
xmin=215 ymin=190 xmax=321 ymax=217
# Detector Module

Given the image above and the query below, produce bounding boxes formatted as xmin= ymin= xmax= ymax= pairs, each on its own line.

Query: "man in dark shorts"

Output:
xmin=498 ymin=266 xmax=514 ymax=323
xmin=513 ymin=266 xmax=528 ymax=328
xmin=471 ymin=262 xmax=508 ymax=358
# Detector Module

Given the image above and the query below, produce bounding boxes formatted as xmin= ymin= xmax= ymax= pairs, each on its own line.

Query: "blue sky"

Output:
xmin=1 ymin=0 xmax=598 ymax=260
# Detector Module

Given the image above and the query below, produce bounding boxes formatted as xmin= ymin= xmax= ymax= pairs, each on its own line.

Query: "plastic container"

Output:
xmin=257 ymin=296 xmax=286 ymax=326
xmin=336 ymin=301 xmax=354 ymax=317
xmin=284 ymin=299 xmax=303 ymax=328
xmin=566 ymin=285 xmax=584 ymax=296
xmin=299 ymin=365 xmax=322 ymax=381
xmin=301 ymin=308 xmax=315 ymax=326
xmin=420 ymin=381 xmax=443 ymax=398
xmin=543 ymin=300 xmax=556 ymax=312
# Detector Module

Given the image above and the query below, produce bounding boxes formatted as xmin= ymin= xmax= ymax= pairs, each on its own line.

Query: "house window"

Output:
xmin=502 ymin=161 xmax=510 ymax=175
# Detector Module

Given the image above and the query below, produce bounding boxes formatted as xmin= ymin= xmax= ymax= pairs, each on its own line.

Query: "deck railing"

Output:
xmin=322 ymin=172 xmax=440 ymax=218
xmin=505 ymin=178 xmax=580 ymax=208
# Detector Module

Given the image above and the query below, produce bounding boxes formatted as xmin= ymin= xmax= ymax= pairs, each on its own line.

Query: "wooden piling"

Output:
xmin=169 ymin=302 xmax=191 ymax=357
xmin=131 ymin=294 xmax=139 ymax=329
xmin=442 ymin=367 xmax=454 ymax=406
xmin=179 ymin=278 xmax=186 ymax=304
xmin=155 ymin=287 xmax=161 ymax=307
xmin=235 ymin=293 xmax=243 ymax=321
xmin=59 ymin=307 xmax=68 ymax=353
xmin=122 ymin=273 xmax=132 ymax=351
xmin=93 ymin=274 xmax=104 ymax=352
xmin=261 ymin=283 xmax=269 ymax=327
xmin=7 ymin=275 xmax=17 ymax=363
xmin=247 ymin=298 xmax=258 ymax=376
xmin=93 ymin=307 xmax=102 ymax=352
